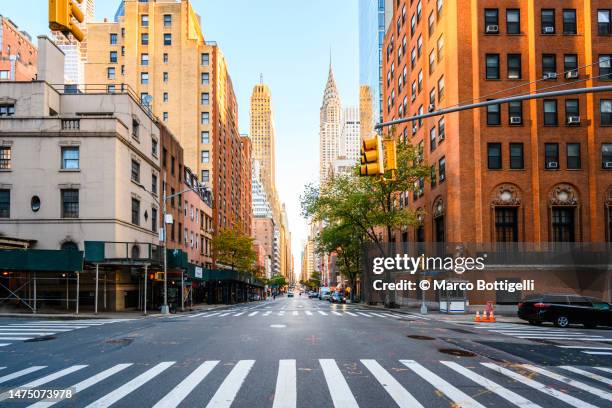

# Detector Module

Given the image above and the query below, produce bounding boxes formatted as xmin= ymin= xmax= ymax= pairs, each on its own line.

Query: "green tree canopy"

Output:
xmin=212 ymin=228 xmax=257 ymax=274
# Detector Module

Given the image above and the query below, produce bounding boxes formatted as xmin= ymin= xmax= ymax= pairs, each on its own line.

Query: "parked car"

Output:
xmin=517 ymin=293 xmax=612 ymax=328
xmin=319 ymin=287 xmax=331 ymax=300
xmin=330 ymin=292 xmax=345 ymax=304
xmin=308 ymin=292 xmax=319 ymax=298
xmin=287 ymin=292 xmax=294 ymax=298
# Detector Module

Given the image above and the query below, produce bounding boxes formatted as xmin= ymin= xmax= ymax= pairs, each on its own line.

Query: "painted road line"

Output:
xmin=400 ymin=360 xmax=485 ymax=408
xmin=558 ymin=366 xmax=612 ymax=386
xmin=319 ymin=359 xmax=358 ymax=408
xmin=278 ymin=311 xmax=285 ymax=316
xmin=369 ymin=313 xmax=388 ymax=318
xmin=305 ymin=311 xmax=313 ymax=316
xmin=4 ymin=325 xmax=88 ymax=329
xmin=356 ymin=312 xmax=371 ymax=317
xmin=0 ymin=366 xmax=46 ymax=384
xmin=272 ymin=360 xmax=296 ymax=408
xmin=248 ymin=312 xmax=259 ymax=317
xmin=318 ymin=311 xmax=328 ymax=316
xmin=332 ymin=311 xmax=343 ymax=316
xmin=0 ymin=332 xmax=56 ymax=336
xmin=0 ymin=365 xmax=88 ymax=402
xmin=582 ymin=351 xmax=612 ymax=355
xmin=344 ymin=312 xmax=357 ymax=316
xmin=516 ymin=337 xmax=612 ymax=341
xmin=0 ymin=328 xmax=73 ymax=332
xmin=28 ymin=364 xmax=133 ymax=408
xmin=218 ymin=313 xmax=231 ymax=317
xmin=187 ymin=312 xmax=208 ymax=318
xmin=206 ymin=360 xmax=255 ymax=408
xmin=361 ymin=359 xmax=424 ymax=408
xmin=0 ymin=336 xmax=34 ymax=341
xmin=233 ymin=312 xmax=245 ymax=317
xmin=406 ymin=314 xmax=430 ymax=320
xmin=482 ymin=363 xmax=598 ymax=408
xmin=86 ymin=362 xmax=175 ymax=408
xmin=557 ymin=346 xmax=612 ymax=349
xmin=520 ymin=364 xmax=612 ymax=401
xmin=0 ymin=344 xmax=10 ymax=347
xmin=263 ymin=311 xmax=272 ymax=316
xmin=152 ymin=361 xmax=219 ymax=408
xmin=594 ymin=367 xmax=612 ymax=374
xmin=293 ymin=311 xmax=299 ymax=316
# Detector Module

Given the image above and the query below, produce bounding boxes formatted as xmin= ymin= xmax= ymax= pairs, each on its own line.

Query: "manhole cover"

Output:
xmin=438 ymin=348 xmax=476 ymax=357
xmin=25 ymin=336 xmax=56 ymax=342
xmin=105 ymin=338 xmax=134 ymax=345
xmin=407 ymin=335 xmax=435 ymax=340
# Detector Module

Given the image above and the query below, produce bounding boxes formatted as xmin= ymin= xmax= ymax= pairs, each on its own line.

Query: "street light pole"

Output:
xmin=161 ymin=174 xmax=169 ymax=315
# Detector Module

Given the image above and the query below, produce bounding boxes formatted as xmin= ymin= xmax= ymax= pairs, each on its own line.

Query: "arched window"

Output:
xmin=490 ymin=184 xmax=522 ymax=243
xmin=549 ymin=184 xmax=579 ymax=242
xmin=60 ymin=241 xmax=78 ymax=251
xmin=432 ymin=197 xmax=445 ymax=243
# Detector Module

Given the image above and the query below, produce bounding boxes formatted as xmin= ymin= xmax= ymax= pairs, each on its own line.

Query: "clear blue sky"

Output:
xmin=1 ymin=0 xmax=359 ymax=277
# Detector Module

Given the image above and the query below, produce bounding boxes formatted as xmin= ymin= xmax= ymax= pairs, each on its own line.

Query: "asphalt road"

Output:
xmin=0 ymin=296 xmax=611 ymax=407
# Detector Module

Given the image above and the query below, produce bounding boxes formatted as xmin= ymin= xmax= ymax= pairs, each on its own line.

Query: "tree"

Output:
xmin=212 ymin=228 xmax=257 ymax=274
xmin=268 ymin=274 xmax=287 ymax=288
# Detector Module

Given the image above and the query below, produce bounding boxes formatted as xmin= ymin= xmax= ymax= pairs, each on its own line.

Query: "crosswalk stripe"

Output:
xmin=152 ymin=361 xmax=219 ymax=408
xmin=85 ymin=362 xmax=175 ymax=408
xmin=481 ymin=363 xmax=598 ymax=408
xmin=332 ymin=311 xmax=343 ymax=316
xmin=356 ymin=312 xmax=371 ymax=317
xmin=293 ymin=311 xmax=299 ymax=316
xmin=278 ymin=311 xmax=285 ymax=316
xmin=3 ymin=325 xmax=88 ymax=329
xmin=218 ymin=313 xmax=231 ymax=317
xmin=594 ymin=367 xmax=612 ymax=374
xmin=206 ymin=360 xmax=255 ymax=408
xmin=344 ymin=312 xmax=357 ymax=316
xmin=0 ymin=328 xmax=72 ymax=332
xmin=305 ymin=311 xmax=313 ymax=316
xmin=272 ymin=360 xmax=296 ymax=408
xmin=361 ymin=359 xmax=424 ymax=408
xmin=248 ymin=312 xmax=259 ymax=317
xmin=0 ymin=366 xmax=46 ymax=384
xmin=517 ymin=337 xmax=612 ymax=341
xmin=263 ymin=311 xmax=271 ymax=316
xmin=583 ymin=351 xmax=612 ymax=355
xmin=0 ymin=336 xmax=34 ymax=340
xmin=369 ymin=313 xmax=387 ymax=318
xmin=557 ymin=346 xmax=612 ymax=349
xmin=319 ymin=359 xmax=358 ymax=408
xmin=382 ymin=313 xmax=400 ymax=318
xmin=233 ymin=312 xmax=245 ymax=317
xmin=318 ymin=311 xmax=328 ymax=316
xmin=441 ymin=361 xmax=541 ymax=408
xmin=522 ymin=364 xmax=612 ymax=400
xmin=188 ymin=312 xmax=208 ymax=318
xmin=28 ymin=364 xmax=133 ymax=408
xmin=0 ymin=365 xmax=88 ymax=402
xmin=0 ymin=332 xmax=56 ymax=336
xmin=0 ymin=343 xmax=10 ymax=347
xmin=492 ymin=330 xmax=588 ymax=335
xmin=405 ymin=314 xmax=429 ymax=320
xmin=400 ymin=360 xmax=485 ymax=408
xmin=558 ymin=366 xmax=612 ymax=386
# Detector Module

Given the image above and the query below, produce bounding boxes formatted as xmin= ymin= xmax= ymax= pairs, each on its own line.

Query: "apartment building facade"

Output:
xmin=0 ymin=15 xmax=37 ymax=82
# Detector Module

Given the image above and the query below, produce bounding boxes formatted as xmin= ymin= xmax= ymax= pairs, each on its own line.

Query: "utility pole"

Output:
xmin=161 ymin=173 xmax=169 ymax=315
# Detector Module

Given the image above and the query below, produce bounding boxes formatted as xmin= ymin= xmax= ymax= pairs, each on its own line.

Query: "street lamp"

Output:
xmin=160 ymin=176 xmax=209 ymax=314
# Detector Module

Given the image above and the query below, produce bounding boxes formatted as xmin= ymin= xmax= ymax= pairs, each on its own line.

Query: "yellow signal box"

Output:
xmin=49 ymin=0 xmax=85 ymax=42
xmin=360 ymin=135 xmax=385 ymax=176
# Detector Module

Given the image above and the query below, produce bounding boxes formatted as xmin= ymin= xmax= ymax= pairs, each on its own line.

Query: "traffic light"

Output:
xmin=49 ymin=0 xmax=85 ymax=42
xmin=154 ymin=272 xmax=165 ymax=281
xmin=360 ymin=135 xmax=384 ymax=176
xmin=383 ymin=138 xmax=397 ymax=172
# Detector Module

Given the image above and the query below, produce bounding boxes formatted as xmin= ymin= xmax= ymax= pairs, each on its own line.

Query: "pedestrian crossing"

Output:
xmin=0 ymin=319 xmax=132 ymax=348
xmin=180 ymin=309 xmax=427 ymax=322
xmin=0 ymin=359 xmax=610 ymax=407
xmin=472 ymin=323 xmax=612 ymax=344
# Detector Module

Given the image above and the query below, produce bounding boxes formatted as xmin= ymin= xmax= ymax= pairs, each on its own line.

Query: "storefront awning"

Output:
xmin=0 ymin=249 xmax=83 ymax=272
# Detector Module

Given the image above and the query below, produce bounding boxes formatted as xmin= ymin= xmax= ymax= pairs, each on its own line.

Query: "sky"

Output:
xmin=1 ymin=0 xmax=359 ymax=279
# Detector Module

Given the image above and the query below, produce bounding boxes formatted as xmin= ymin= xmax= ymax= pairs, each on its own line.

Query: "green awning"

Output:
xmin=0 ymin=249 xmax=84 ymax=272
xmin=184 ymin=268 xmax=265 ymax=287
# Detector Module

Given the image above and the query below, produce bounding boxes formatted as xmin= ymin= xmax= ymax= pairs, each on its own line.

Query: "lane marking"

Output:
xmin=248 ymin=312 xmax=259 ymax=317
xmin=292 ymin=311 xmax=299 ymax=316
xmin=0 ymin=366 xmax=46 ymax=384
xmin=272 ymin=360 xmax=296 ymax=408
xmin=356 ymin=312 xmax=371 ymax=317
xmin=0 ymin=332 xmax=56 ymax=336
xmin=0 ymin=365 xmax=88 ymax=402
xmin=319 ymin=359 xmax=358 ymax=408
xmin=594 ymin=367 xmax=612 ymax=374
xmin=278 ymin=311 xmax=285 ymax=316
xmin=152 ymin=361 xmax=219 ymax=408
xmin=344 ymin=312 xmax=357 ymax=316
xmin=582 ymin=351 xmax=612 ymax=355
xmin=318 ymin=311 xmax=328 ymax=316
xmin=557 ymin=346 xmax=612 ymax=349
xmin=263 ymin=311 xmax=271 ymax=316
xmin=520 ymin=364 xmax=612 ymax=401
xmin=305 ymin=311 xmax=313 ymax=316
xmin=332 ymin=311 xmax=343 ymax=316
xmin=233 ymin=312 xmax=245 ymax=317
xmin=206 ymin=360 xmax=255 ymax=408
xmin=0 ymin=336 xmax=33 ymax=341
xmin=558 ymin=366 xmax=612 ymax=386
xmin=218 ymin=313 xmax=231 ymax=317
xmin=361 ymin=359 xmax=424 ymax=408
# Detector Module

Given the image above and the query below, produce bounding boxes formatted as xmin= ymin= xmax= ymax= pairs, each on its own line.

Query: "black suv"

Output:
xmin=517 ymin=294 xmax=611 ymax=328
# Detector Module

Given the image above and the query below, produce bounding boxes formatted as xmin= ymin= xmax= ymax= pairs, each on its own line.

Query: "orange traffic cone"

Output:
xmin=474 ymin=310 xmax=481 ymax=322
xmin=489 ymin=310 xmax=496 ymax=323
xmin=482 ymin=310 xmax=490 ymax=323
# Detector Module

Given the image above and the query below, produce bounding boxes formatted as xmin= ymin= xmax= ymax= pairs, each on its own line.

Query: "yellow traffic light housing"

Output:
xmin=154 ymin=272 xmax=165 ymax=281
xmin=360 ymin=135 xmax=384 ymax=176
xmin=49 ymin=0 xmax=85 ymax=42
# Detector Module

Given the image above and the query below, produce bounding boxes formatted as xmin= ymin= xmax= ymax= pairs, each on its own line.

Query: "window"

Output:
xmin=487 ymin=103 xmax=501 ymax=125
xmin=541 ymin=9 xmax=555 ymax=34
xmin=163 ymin=72 xmax=168 ymax=82
xmin=163 ymin=33 xmax=172 ymax=46
xmin=418 ymin=70 xmax=423 ymax=92
xmin=164 ymin=14 xmax=172 ymax=27
xmin=121 ymin=46 xmax=125 ymax=56
xmin=429 ymin=50 xmax=435 ymax=73
xmin=152 ymin=207 xmax=158 ymax=232
xmin=201 ymin=151 xmax=210 ymax=163
xmin=411 ymin=47 xmax=416 ymax=68
xmin=485 ymin=9 xmax=499 ymax=28
xmin=0 ymin=104 xmax=14 ymax=116
xmin=428 ymin=12 xmax=435 ymax=35
xmin=438 ymin=157 xmax=446 ymax=182
xmin=508 ymin=101 xmax=523 ymax=124
xmin=131 ymin=160 xmax=140 ymax=182
xmin=201 ymin=170 xmax=210 ymax=183
xmin=495 ymin=208 xmax=518 ymax=242
xmin=199 ymin=131 xmax=209 ymax=145
xmin=121 ymin=65 xmax=125 ymax=75
xmin=141 ymin=53 xmax=149 ymax=65
xmin=107 ymin=67 xmax=115 ymax=79
xmin=563 ymin=9 xmax=577 ymax=34
xmin=0 ymin=71 xmax=9 ymax=80
xmin=417 ymin=35 xmax=423 ymax=57
xmin=429 ymin=127 xmax=436 ymax=151
xmin=61 ymin=147 xmax=79 ymax=169
xmin=0 ymin=190 xmax=8 ymax=218
xmin=163 ymin=53 xmax=168 ymax=63
xmin=201 ymin=93 xmax=209 ymax=105
xmin=201 ymin=72 xmax=209 ymax=85
xmin=201 ymin=53 xmax=210 ymax=66
xmin=510 ymin=143 xmax=524 ymax=169
xmin=545 ymin=143 xmax=559 ymax=169
xmin=542 ymin=54 xmax=557 ymax=78
xmin=601 ymin=100 xmax=612 ymax=125
xmin=141 ymin=33 xmax=149 ymax=45
xmin=0 ymin=147 xmax=11 ymax=169
xmin=416 ymin=0 xmax=422 ymax=21
xmin=598 ymin=9 xmax=611 ymax=35
xmin=488 ymin=143 xmax=502 ymax=169
xmin=437 ymin=0 xmax=443 ymax=13
xmin=600 ymin=55 xmax=612 ymax=80
xmin=564 ymin=54 xmax=578 ymax=76
xmin=565 ymin=99 xmax=579 ymax=123
xmin=507 ymin=54 xmax=521 ymax=79
xmin=131 ymin=198 xmax=140 ymax=225
xmin=162 ymin=112 xmax=168 ymax=121
xmin=437 ymin=76 xmax=445 ymax=99
xmin=141 ymin=14 xmax=149 ymax=27
xmin=152 ymin=138 xmax=158 ymax=158
xmin=109 ymin=51 xmax=117 ymax=63
xmin=567 ymin=143 xmax=581 ymax=169
xmin=110 ymin=33 xmax=117 ymax=44
xmin=603 ymin=144 xmax=612 ymax=168
xmin=141 ymin=72 xmax=149 ymax=84
xmin=201 ymin=112 xmax=209 ymax=124
xmin=552 ymin=208 xmax=575 ymax=242
xmin=544 ymin=99 xmax=558 ymax=125
xmin=107 ymin=85 xmax=115 ymax=93
xmin=438 ymin=117 xmax=445 ymax=142
xmin=506 ymin=9 xmax=520 ymax=34
xmin=61 ymin=189 xmax=79 ymax=218
xmin=430 ymin=165 xmax=437 ymax=187
xmin=163 ymin=92 xmax=168 ymax=102
xmin=151 ymin=173 xmax=158 ymax=195
xmin=140 ymin=92 xmax=149 ymax=105
xmin=486 ymin=54 xmax=500 ymax=79
xmin=437 ymin=35 xmax=444 ymax=60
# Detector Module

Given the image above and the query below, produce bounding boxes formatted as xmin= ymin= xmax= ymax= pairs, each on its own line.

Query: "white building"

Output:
xmin=341 ymin=106 xmax=360 ymax=164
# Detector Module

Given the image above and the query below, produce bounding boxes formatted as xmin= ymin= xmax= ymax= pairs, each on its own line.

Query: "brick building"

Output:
xmin=0 ymin=15 xmax=37 ymax=82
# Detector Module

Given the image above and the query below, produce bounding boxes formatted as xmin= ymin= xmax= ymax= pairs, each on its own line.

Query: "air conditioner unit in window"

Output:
xmin=565 ymin=70 xmax=579 ymax=79
xmin=543 ymin=72 xmax=557 ymax=80
xmin=510 ymin=116 xmax=522 ymax=124
xmin=428 ymin=103 xmax=435 ymax=112
xmin=567 ymin=116 xmax=580 ymax=124
xmin=486 ymin=25 xmax=499 ymax=34
xmin=547 ymin=161 xmax=559 ymax=169
xmin=544 ymin=26 xmax=554 ymax=33
xmin=605 ymin=161 xmax=612 ymax=169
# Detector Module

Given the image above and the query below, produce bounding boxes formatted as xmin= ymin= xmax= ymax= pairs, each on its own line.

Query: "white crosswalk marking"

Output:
xmin=361 ymin=359 xmax=424 ymax=408
xmin=278 ymin=311 xmax=285 ymax=316
xmin=292 ymin=311 xmax=299 ymax=316
xmin=356 ymin=312 xmax=371 ymax=317
xmin=594 ymin=367 xmax=612 ymax=374
xmin=319 ymin=359 xmax=358 ymax=408
xmin=344 ymin=312 xmax=357 ymax=316
xmin=248 ymin=311 xmax=259 ymax=317
xmin=318 ymin=311 xmax=327 ymax=316
xmin=206 ymin=360 xmax=255 ymax=408
xmin=263 ymin=311 xmax=271 ymax=316
xmin=558 ymin=366 xmax=612 ymax=386
xmin=0 ymin=343 xmax=10 ymax=347
xmin=401 ymin=360 xmax=485 ymax=408
xmin=28 ymin=364 xmax=133 ymax=408
xmin=234 ymin=312 xmax=245 ymax=316
xmin=305 ymin=311 xmax=313 ymax=316
xmin=582 ymin=351 xmax=612 ymax=355
xmin=0 ymin=328 xmax=73 ymax=332
xmin=187 ymin=312 xmax=208 ymax=318
xmin=218 ymin=312 xmax=231 ymax=317
xmin=332 ymin=311 xmax=343 ymax=316
xmin=152 ymin=361 xmax=219 ymax=408
xmin=272 ymin=360 xmax=296 ymax=408
xmin=482 ymin=363 xmax=598 ymax=408
xmin=520 ymin=364 xmax=612 ymax=401
xmin=85 ymin=362 xmax=175 ymax=408
xmin=0 ymin=365 xmax=88 ymax=402
xmin=441 ymin=361 xmax=541 ymax=408
xmin=0 ymin=366 xmax=46 ymax=384
xmin=0 ymin=336 xmax=34 ymax=340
